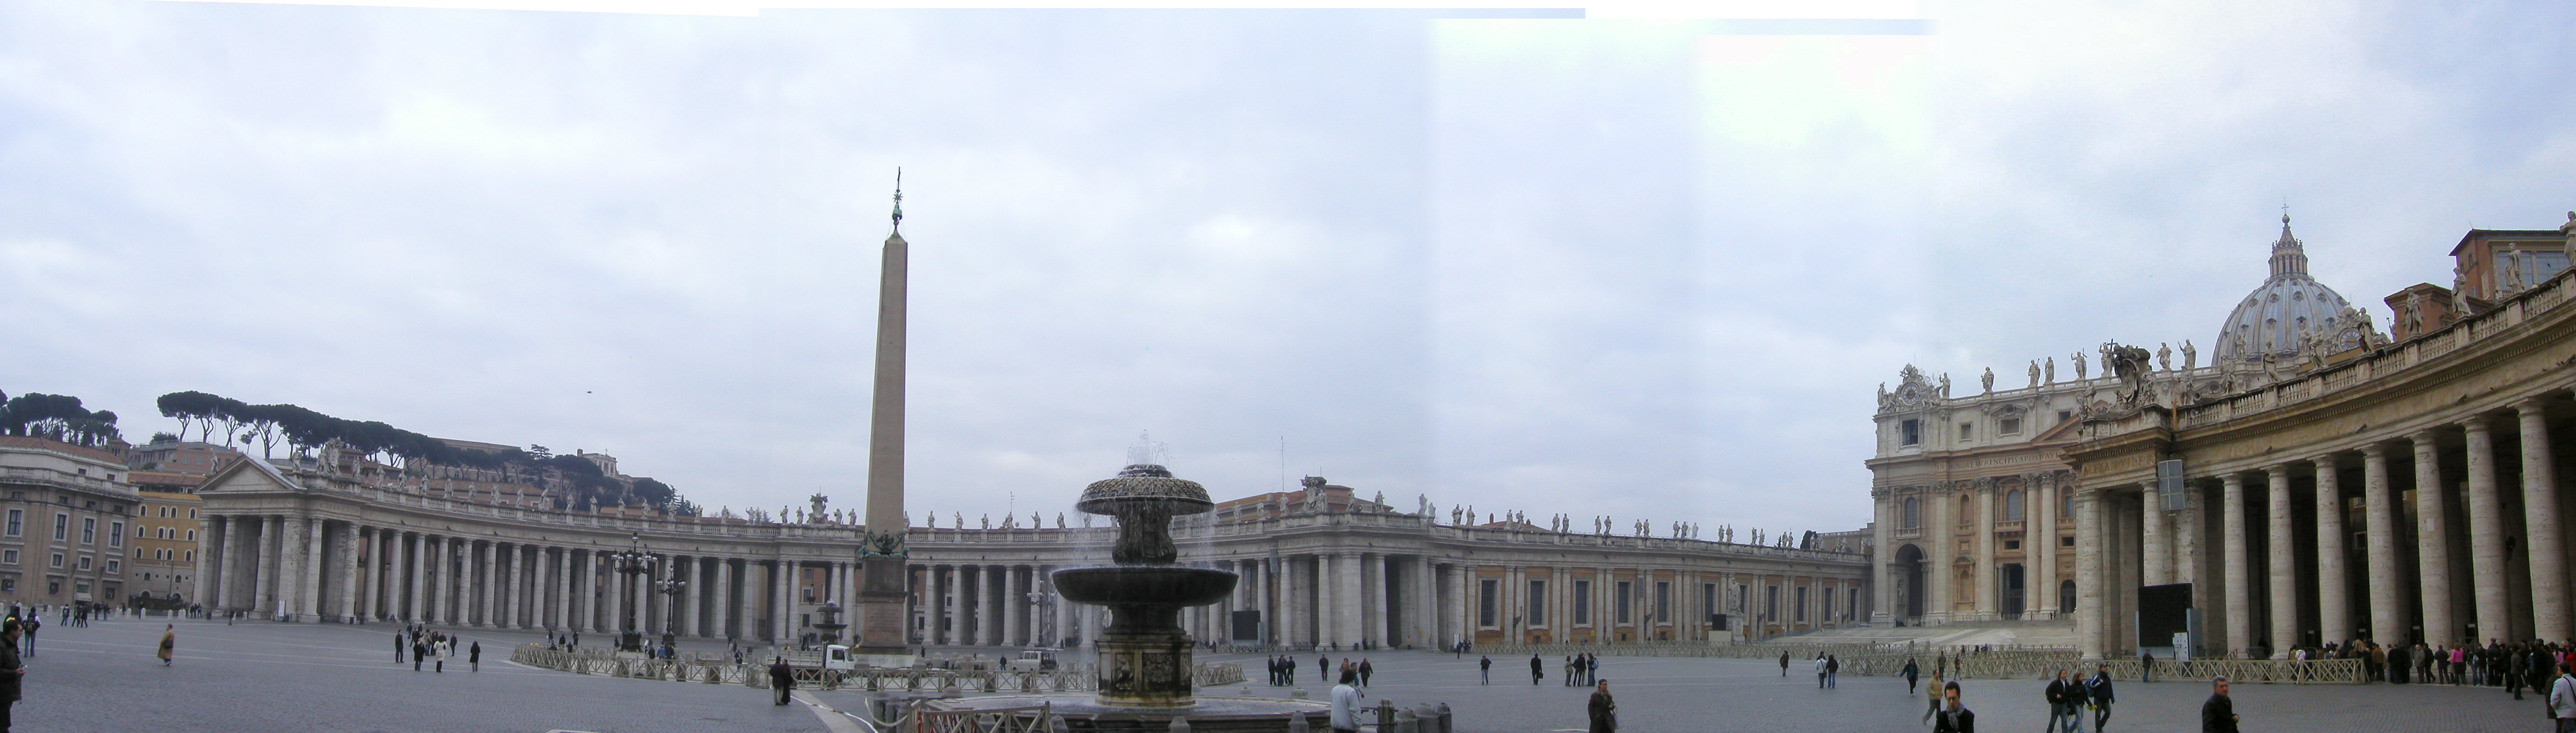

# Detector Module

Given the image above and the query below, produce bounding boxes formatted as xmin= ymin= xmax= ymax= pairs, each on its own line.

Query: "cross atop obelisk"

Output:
xmin=855 ymin=169 xmax=914 ymax=663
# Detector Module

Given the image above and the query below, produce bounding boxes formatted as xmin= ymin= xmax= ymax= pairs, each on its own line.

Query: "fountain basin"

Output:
xmin=1053 ymin=567 xmax=1238 ymax=609
xmin=928 ymin=694 xmax=1330 ymax=733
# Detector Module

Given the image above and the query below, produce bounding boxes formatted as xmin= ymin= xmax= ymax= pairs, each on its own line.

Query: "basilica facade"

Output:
xmin=1872 ymin=213 xmax=2576 ymax=660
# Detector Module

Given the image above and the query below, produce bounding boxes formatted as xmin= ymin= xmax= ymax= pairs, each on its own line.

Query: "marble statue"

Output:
xmin=1000 ymin=512 xmax=1015 ymax=528
xmin=1057 ymin=512 xmax=1067 ymax=528
xmin=980 ymin=514 xmax=990 ymax=529
xmin=1937 ymin=373 xmax=1951 ymax=397
xmin=2157 ymin=342 xmax=2172 ymax=371
xmin=2182 ymin=339 xmax=2197 ymax=370
xmin=2028 ymin=360 xmax=2041 ymax=388
xmin=1373 ymin=491 xmax=1385 ymax=507
xmin=1082 ymin=514 xmax=1093 ymax=528
xmin=808 ymin=492 xmax=829 ymax=521
xmin=928 ymin=511 xmax=938 ymax=528
xmin=2071 ymin=352 xmax=2087 ymax=381
xmin=1981 ymin=367 xmax=1994 ymax=393
xmin=953 ymin=511 xmax=963 ymax=528
xmin=2044 ymin=356 xmax=2056 ymax=384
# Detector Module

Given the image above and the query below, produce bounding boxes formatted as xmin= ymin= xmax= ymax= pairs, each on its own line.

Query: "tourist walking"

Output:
xmin=769 ymin=657 xmax=797 ymax=705
xmin=1585 ymin=653 xmax=1598 ymax=685
xmin=2045 ymin=668 xmax=2084 ymax=733
xmin=1564 ymin=656 xmax=1576 ymax=686
xmin=2549 ymin=659 xmax=2576 ymax=733
xmin=157 ymin=624 xmax=174 ymax=667
xmin=395 ymin=632 xmax=406 ymax=663
xmin=1814 ymin=654 xmax=1827 ymax=688
xmin=1779 ymin=650 xmax=1790 ymax=677
xmin=1329 ymin=670 xmax=1362 ymax=733
xmin=17 ymin=615 xmax=32 ymax=658
xmin=2200 ymin=676 xmax=2237 ymax=733
xmin=1932 ymin=680 xmax=1973 ymax=733
xmin=1531 ymin=654 xmax=1545 ymax=684
xmin=412 ymin=638 xmax=427 ymax=671
xmin=0 ymin=619 xmax=22 ymax=733
xmin=2137 ymin=649 xmax=2152 ymax=683
xmin=1903 ymin=658 xmax=1920 ymax=695
xmin=1359 ymin=658 xmax=1373 ymax=688
xmin=1922 ymin=668 xmax=1946 ymax=724
xmin=469 ymin=641 xmax=481 ymax=672
xmin=432 ymin=638 xmax=444 ymax=673
xmin=1479 ymin=655 xmax=1491 ymax=684
xmin=1319 ymin=654 xmax=1330 ymax=683
xmin=1586 ymin=680 xmax=1617 ymax=733
xmin=2086 ymin=663 xmax=2115 ymax=733
xmin=1825 ymin=655 xmax=1839 ymax=688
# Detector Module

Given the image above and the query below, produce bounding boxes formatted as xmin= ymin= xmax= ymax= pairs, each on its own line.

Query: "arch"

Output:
xmin=2003 ymin=489 xmax=2025 ymax=522
xmin=1892 ymin=543 xmax=1926 ymax=620
xmin=2059 ymin=579 xmax=2077 ymax=615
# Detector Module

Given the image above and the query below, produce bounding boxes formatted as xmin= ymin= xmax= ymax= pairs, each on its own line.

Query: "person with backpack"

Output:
xmin=2086 ymin=663 xmax=2116 ymax=733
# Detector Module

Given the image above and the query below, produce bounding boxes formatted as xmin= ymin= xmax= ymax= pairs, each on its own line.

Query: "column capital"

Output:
xmin=2408 ymin=427 xmax=2439 ymax=443
xmin=2462 ymin=413 xmax=2493 ymax=432
xmin=2514 ymin=394 xmax=2551 ymax=412
xmin=2360 ymin=442 xmax=2388 ymax=458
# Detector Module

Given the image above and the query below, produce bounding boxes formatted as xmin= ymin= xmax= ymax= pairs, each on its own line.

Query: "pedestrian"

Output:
xmin=1585 ymin=654 xmax=1598 ymax=685
xmin=1319 ymin=654 xmax=1330 ymax=683
xmin=1587 ymin=680 xmax=1617 ymax=733
xmin=1932 ymin=680 xmax=1973 ymax=733
xmin=1329 ymin=669 xmax=1362 ymax=733
xmin=1779 ymin=650 xmax=1789 ymax=677
xmin=1531 ymin=654 xmax=1545 ymax=685
xmin=1922 ymin=668 xmax=1945 ymax=724
xmin=396 ymin=632 xmax=407 ymax=663
xmin=2086 ymin=663 xmax=2115 ymax=733
xmin=432 ymin=639 xmax=443 ymax=673
xmin=157 ymin=624 xmax=174 ymax=667
xmin=2049 ymin=668 xmax=2089 ymax=733
xmin=17 ymin=615 xmax=32 ymax=658
xmin=413 ymin=639 xmax=427 ymax=671
xmin=1359 ymin=658 xmax=1373 ymax=688
xmin=1286 ymin=655 xmax=1298 ymax=685
xmin=0 ymin=619 xmax=22 ymax=732
xmin=2137 ymin=648 xmax=2152 ymax=683
xmin=1903 ymin=657 xmax=1920 ymax=695
xmin=2549 ymin=658 xmax=2576 ymax=733
xmin=770 ymin=657 xmax=797 ymax=706
xmin=1814 ymin=653 xmax=1827 ymax=688
xmin=1825 ymin=654 xmax=1839 ymax=688
xmin=2201 ymin=676 xmax=2237 ymax=733
xmin=469 ymin=641 xmax=481 ymax=672
xmin=1564 ymin=656 xmax=1576 ymax=686
xmin=1479 ymin=654 xmax=1491 ymax=684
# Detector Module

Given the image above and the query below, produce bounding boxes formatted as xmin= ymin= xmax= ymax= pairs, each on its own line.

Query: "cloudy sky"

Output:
xmin=4 ymin=1 xmax=2573 ymax=536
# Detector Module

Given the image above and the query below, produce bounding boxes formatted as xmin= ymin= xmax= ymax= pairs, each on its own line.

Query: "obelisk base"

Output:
xmin=853 ymin=555 xmax=916 ymax=668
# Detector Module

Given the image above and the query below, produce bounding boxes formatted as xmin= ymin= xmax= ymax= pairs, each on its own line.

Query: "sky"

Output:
xmin=4 ymin=1 xmax=2574 ymax=537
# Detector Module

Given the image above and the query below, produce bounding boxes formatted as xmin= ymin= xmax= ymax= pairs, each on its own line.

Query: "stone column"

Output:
xmin=1927 ymin=485 xmax=1953 ymax=623
xmin=2314 ymin=455 xmax=2351 ymax=645
xmin=254 ymin=514 xmax=282 ymax=615
xmin=2142 ymin=486 xmax=2170 ymax=587
xmin=2075 ymin=486 xmax=2106 ymax=659
xmin=2034 ymin=475 xmax=2058 ymax=620
xmin=778 ymin=559 xmax=796 ymax=645
xmin=2220 ymin=473 xmax=2251 ymax=657
xmin=673 ymin=556 xmax=695 ymax=637
xmin=978 ymin=565 xmax=999 ymax=645
xmin=712 ymin=558 xmax=733 ymax=639
xmin=1279 ymin=556 xmax=1300 ymax=646
xmin=1870 ymin=489 xmax=1893 ymax=623
xmin=1342 ymin=552 xmax=1367 ymax=647
xmin=1317 ymin=555 xmax=1340 ymax=646
xmin=197 ymin=516 xmax=225 ymax=610
xmin=2363 ymin=444 xmax=2404 ymax=643
xmin=1973 ymin=482 xmax=1996 ymax=621
xmin=402 ymin=532 xmax=422 ymax=622
xmin=1005 ymin=565 xmax=1027 ymax=646
xmin=579 ymin=549 xmax=599 ymax=633
xmin=338 ymin=523 xmax=363 ymax=622
xmin=478 ymin=541 xmax=498 ymax=627
xmin=355 ymin=526 xmax=379 ymax=620
xmin=1362 ymin=552 xmax=1384 ymax=647
xmin=2466 ymin=416 xmax=2509 ymax=646
xmin=2518 ymin=398 xmax=2568 ymax=644
xmin=2412 ymin=429 xmax=2455 ymax=647
xmin=2175 ymin=484 xmax=2204 ymax=635
xmin=2265 ymin=466 xmax=2297 ymax=657
xmin=545 ymin=548 xmax=564 ymax=630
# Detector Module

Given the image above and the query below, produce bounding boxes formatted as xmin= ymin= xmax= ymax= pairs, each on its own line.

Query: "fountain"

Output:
xmin=1050 ymin=443 xmax=1240 ymax=708
xmin=924 ymin=437 xmax=1328 ymax=732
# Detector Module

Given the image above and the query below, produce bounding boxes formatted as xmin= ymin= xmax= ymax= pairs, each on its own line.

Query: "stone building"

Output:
xmin=1876 ymin=212 xmax=2576 ymax=659
xmin=0 ymin=436 xmax=142 ymax=607
xmin=192 ymin=444 xmax=1871 ymax=648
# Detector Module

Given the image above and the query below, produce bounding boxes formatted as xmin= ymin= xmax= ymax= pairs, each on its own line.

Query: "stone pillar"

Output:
xmin=2142 ymin=486 xmax=2170 ymax=587
xmin=2175 ymin=484 xmax=2204 ymax=637
xmin=545 ymin=548 xmax=564 ymax=630
xmin=673 ymin=556 xmax=694 ymax=637
xmin=2518 ymin=398 xmax=2568 ymax=644
xmin=197 ymin=516 xmax=225 ymax=610
xmin=1870 ymin=490 xmax=1893 ymax=623
xmin=1005 ymin=565 xmax=1026 ymax=646
xmin=1341 ymin=552 xmax=1366 ymax=647
xmin=2314 ymin=455 xmax=2351 ymax=645
xmin=2466 ymin=416 xmax=2509 ymax=646
xmin=2266 ymin=466 xmax=2297 ymax=658
xmin=2363 ymin=444 xmax=2404 ymax=643
xmin=778 ymin=559 xmax=796 ymax=646
xmin=712 ymin=558 xmax=733 ymax=639
xmin=478 ymin=541 xmax=497 ymax=627
xmin=1927 ymin=485 xmax=1953 ymax=623
xmin=2034 ymin=475 xmax=2058 ymax=620
xmin=254 ymin=514 xmax=282 ymax=615
xmin=1279 ymin=556 xmax=1300 ymax=646
xmin=1362 ymin=552 xmax=1384 ymax=647
xmin=337 ymin=523 xmax=363 ymax=622
xmin=2412 ymin=429 xmax=2455 ymax=647
xmin=2220 ymin=473 xmax=2251 ymax=657
xmin=1973 ymin=482 xmax=1996 ymax=621
xmin=356 ymin=526 xmax=379 ymax=620
xmin=2075 ymin=487 xmax=2106 ymax=659
xmin=579 ymin=549 xmax=599 ymax=633
xmin=1318 ymin=555 xmax=1340 ymax=646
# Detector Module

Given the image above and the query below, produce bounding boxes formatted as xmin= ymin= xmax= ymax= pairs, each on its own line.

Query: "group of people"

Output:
xmin=1264 ymin=654 xmax=1374 ymax=687
xmin=394 ymin=626 xmax=478 ymax=673
xmin=1812 ymin=653 xmax=1841 ymax=688
xmin=2298 ymin=638 xmax=2573 ymax=694
xmin=1560 ymin=653 xmax=1598 ymax=686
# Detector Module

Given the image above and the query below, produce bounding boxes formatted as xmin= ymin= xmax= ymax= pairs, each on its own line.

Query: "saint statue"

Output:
xmin=1057 ymin=512 xmax=1067 ymax=528
xmin=953 ymin=511 xmax=963 ymax=528
xmin=2028 ymin=360 xmax=2041 ymax=388
xmin=2044 ymin=356 xmax=2056 ymax=384
xmin=2182 ymin=339 xmax=2197 ymax=370
xmin=1980 ymin=367 xmax=1994 ymax=393
xmin=2157 ymin=343 xmax=2172 ymax=371
xmin=2071 ymin=352 xmax=2087 ymax=381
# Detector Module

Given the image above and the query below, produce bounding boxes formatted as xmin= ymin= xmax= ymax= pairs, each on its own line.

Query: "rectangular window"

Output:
xmin=76 ymin=556 xmax=91 ymax=571
xmin=3 ymin=509 xmax=16 ymax=537
xmin=1 ymin=550 xmax=15 ymax=565
xmin=1654 ymin=582 xmax=1671 ymax=624
xmin=52 ymin=514 xmax=67 ymax=541
xmin=108 ymin=521 xmax=122 ymax=547
xmin=105 ymin=560 xmax=118 ymax=573
xmin=1765 ymin=585 xmax=1779 ymax=621
xmin=2062 ymin=535 xmax=2075 ymax=547
xmin=1900 ymin=419 xmax=1921 ymax=446
xmin=1527 ymin=580 xmax=1547 ymax=626
xmin=82 ymin=517 xmax=96 ymax=544
xmin=1 ymin=579 xmax=11 ymax=592
xmin=1572 ymin=580 xmax=1591 ymax=625
xmin=1615 ymin=581 xmax=1633 ymax=624
xmin=1822 ymin=588 xmax=1836 ymax=621
xmin=2000 ymin=417 xmax=2023 ymax=435
xmin=1796 ymin=587 xmax=1808 ymax=622
xmin=2004 ymin=539 xmax=2021 ymax=550
xmin=1477 ymin=579 xmax=1498 ymax=628
xmin=1702 ymin=584 xmax=1718 ymax=625
xmin=1958 ymin=422 xmax=1973 ymax=441
xmin=48 ymin=554 xmax=63 ymax=569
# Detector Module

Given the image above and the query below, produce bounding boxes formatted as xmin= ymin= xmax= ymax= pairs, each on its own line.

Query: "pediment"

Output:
xmin=199 ymin=457 xmax=298 ymax=494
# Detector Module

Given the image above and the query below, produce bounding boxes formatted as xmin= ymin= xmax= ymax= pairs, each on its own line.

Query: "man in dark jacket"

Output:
xmin=468 ymin=641 xmax=481 ymax=672
xmin=2045 ymin=669 xmax=2082 ymax=733
xmin=2087 ymin=663 xmax=2116 ymax=732
xmin=769 ymin=657 xmax=797 ymax=705
xmin=0 ymin=620 xmax=23 ymax=732
xmin=1586 ymin=680 xmax=1616 ymax=733
xmin=1933 ymin=680 xmax=1973 ymax=733
xmin=1530 ymin=654 xmax=1544 ymax=685
xmin=2202 ymin=676 xmax=2238 ymax=733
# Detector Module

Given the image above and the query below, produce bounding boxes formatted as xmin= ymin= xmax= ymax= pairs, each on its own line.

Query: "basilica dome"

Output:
xmin=2212 ymin=216 xmax=2357 ymax=365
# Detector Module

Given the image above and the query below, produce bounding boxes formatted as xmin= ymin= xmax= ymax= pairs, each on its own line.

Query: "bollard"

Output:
xmin=1285 ymin=712 xmax=1310 ymax=733
xmin=1377 ymin=700 xmax=1395 ymax=732
xmin=1394 ymin=709 xmax=1418 ymax=733
xmin=1435 ymin=702 xmax=1453 ymax=733
xmin=1168 ymin=715 xmax=1191 ymax=733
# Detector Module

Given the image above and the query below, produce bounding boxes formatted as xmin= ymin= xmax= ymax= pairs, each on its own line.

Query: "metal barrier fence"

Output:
xmin=1832 ymin=653 xmax=2364 ymax=685
xmin=509 ymin=645 xmax=1243 ymax=692
xmin=1465 ymin=641 xmax=1898 ymax=660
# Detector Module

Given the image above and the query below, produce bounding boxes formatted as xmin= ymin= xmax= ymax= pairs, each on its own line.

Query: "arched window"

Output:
xmin=2004 ymin=490 xmax=2024 ymax=522
xmin=1903 ymin=497 xmax=1920 ymax=529
xmin=1959 ymin=495 xmax=1973 ymax=525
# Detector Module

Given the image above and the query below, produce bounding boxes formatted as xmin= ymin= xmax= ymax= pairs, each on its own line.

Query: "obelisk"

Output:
xmin=855 ymin=171 xmax=915 ymax=665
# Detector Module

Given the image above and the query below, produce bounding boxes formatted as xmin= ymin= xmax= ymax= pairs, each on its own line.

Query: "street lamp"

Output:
xmin=606 ymin=533 xmax=660 ymax=653
xmin=1025 ymin=578 xmax=1057 ymax=649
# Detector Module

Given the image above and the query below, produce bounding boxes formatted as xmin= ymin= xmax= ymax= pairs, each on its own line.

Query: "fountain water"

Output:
xmin=1052 ymin=445 xmax=1239 ymax=708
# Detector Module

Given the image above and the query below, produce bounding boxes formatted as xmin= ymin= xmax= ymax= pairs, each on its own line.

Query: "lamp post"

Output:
xmin=652 ymin=562 xmax=687 ymax=653
xmin=606 ymin=533 xmax=659 ymax=653
xmin=1025 ymin=578 xmax=1057 ymax=650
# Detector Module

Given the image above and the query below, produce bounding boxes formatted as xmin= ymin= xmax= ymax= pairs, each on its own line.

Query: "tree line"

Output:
xmin=152 ymin=390 xmax=694 ymax=515
xmin=0 ymin=389 xmax=124 ymax=449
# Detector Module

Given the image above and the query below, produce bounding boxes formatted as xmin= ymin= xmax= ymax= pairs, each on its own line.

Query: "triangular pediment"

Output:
xmin=199 ymin=457 xmax=298 ymax=494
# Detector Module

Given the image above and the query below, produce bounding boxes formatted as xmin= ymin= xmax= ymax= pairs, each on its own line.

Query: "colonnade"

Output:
xmin=2078 ymin=391 xmax=2572 ymax=658
xmin=194 ymin=516 xmax=844 ymax=644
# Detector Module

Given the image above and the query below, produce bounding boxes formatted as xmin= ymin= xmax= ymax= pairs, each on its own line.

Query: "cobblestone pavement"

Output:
xmin=18 ymin=620 xmax=2558 ymax=732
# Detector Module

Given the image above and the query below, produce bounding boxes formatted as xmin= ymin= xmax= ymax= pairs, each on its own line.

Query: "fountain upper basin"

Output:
xmin=1052 ymin=566 xmax=1237 ymax=607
